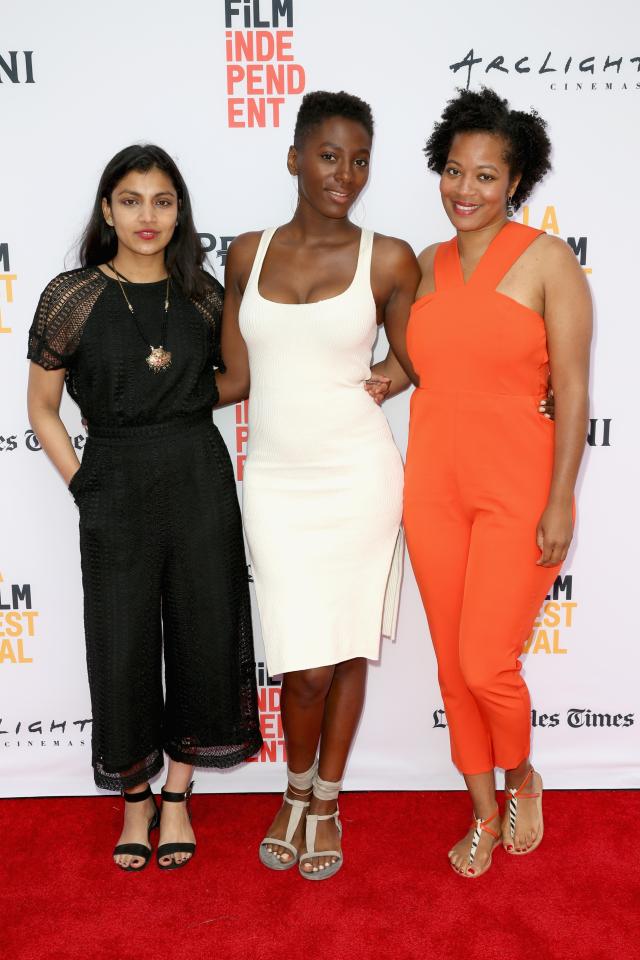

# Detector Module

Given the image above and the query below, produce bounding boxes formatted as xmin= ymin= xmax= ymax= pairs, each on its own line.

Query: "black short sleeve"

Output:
xmin=28 ymin=269 xmax=108 ymax=370
xmin=192 ymin=275 xmax=226 ymax=373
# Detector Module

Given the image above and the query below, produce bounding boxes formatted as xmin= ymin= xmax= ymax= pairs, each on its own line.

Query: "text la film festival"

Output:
xmin=1 ymin=0 xmax=638 ymax=797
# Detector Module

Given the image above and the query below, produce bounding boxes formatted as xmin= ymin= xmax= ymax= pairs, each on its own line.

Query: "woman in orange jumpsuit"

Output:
xmin=385 ymin=89 xmax=591 ymax=878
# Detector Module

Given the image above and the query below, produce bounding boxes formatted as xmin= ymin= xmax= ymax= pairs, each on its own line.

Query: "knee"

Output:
xmin=334 ymin=657 xmax=366 ymax=681
xmin=285 ymin=666 xmax=333 ymax=706
xmin=459 ymin=654 xmax=502 ymax=700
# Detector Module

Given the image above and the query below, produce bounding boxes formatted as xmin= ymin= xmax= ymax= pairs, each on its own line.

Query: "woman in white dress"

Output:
xmin=216 ymin=91 xmax=420 ymax=879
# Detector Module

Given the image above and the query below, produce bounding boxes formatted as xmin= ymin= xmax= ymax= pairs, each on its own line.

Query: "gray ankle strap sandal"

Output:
xmin=259 ymin=792 xmax=311 ymax=871
xmin=299 ymin=809 xmax=343 ymax=880
xmin=298 ymin=774 xmax=343 ymax=881
xmin=259 ymin=760 xmax=317 ymax=871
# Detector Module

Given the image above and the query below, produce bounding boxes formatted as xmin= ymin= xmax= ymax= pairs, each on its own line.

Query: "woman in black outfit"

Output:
xmin=27 ymin=145 xmax=262 ymax=872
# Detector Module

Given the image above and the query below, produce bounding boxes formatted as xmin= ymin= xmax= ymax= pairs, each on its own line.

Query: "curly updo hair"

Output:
xmin=424 ymin=87 xmax=551 ymax=210
xmin=293 ymin=90 xmax=374 ymax=148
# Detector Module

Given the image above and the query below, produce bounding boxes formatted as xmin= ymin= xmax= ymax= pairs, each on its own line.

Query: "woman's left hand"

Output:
xmin=364 ymin=375 xmax=391 ymax=405
xmin=539 ymin=387 xmax=554 ymax=420
xmin=536 ymin=501 xmax=574 ymax=567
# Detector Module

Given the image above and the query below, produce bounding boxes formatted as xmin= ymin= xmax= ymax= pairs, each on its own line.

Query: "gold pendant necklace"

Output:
xmin=146 ymin=345 xmax=172 ymax=372
xmin=109 ymin=262 xmax=172 ymax=373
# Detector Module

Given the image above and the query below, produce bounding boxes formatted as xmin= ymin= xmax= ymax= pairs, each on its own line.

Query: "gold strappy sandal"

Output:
xmin=503 ymin=768 xmax=544 ymax=855
xmin=450 ymin=807 xmax=501 ymax=879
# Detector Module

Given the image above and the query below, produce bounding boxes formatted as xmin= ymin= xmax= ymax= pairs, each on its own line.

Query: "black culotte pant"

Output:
xmin=69 ymin=413 xmax=262 ymax=791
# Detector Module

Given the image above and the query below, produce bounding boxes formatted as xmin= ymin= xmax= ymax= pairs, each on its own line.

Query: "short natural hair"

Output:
xmin=424 ymin=87 xmax=551 ymax=209
xmin=293 ymin=90 xmax=374 ymax=148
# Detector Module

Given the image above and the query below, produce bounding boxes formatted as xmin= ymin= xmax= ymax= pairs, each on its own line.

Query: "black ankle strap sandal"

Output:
xmin=113 ymin=784 xmax=159 ymax=873
xmin=157 ymin=780 xmax=196 ymax=870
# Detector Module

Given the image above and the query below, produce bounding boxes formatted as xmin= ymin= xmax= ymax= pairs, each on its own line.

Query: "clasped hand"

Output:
xmin=363 ymin=381 xmax=557 ymax=419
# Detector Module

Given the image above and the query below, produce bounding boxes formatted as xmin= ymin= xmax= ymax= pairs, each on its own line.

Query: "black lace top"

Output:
xmin=28 ymin=267 xmax=224 ymax=427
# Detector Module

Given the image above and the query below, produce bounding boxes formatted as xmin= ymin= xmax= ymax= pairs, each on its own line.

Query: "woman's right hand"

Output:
xmin=28 ymin=363 xmax=83 ymax=489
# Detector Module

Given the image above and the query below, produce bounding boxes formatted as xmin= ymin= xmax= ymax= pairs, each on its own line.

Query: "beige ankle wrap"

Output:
xmin=312 ymin=774 xmax=343 ymax=802
xmin=287 ymin=759 xmax=318 ymax=793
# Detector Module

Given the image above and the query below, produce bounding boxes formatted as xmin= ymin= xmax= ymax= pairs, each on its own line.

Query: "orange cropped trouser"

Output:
xmin=404 ymin=430 xmax=561 ymax=775
xmin=404 ymin=222 xmax=564 ymax=775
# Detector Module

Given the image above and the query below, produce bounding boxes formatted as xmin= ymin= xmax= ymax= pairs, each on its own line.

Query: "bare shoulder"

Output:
xmin=227 ymin=230 xmax=263 ymax=269
xmin=417 ymin=242 xmax=440 ymax=273
xmin=372 ymin=234 xmax=420 ymax=293
xmin=373 ymin=233 xmax=418 ymax=268
xmin=224 ymin=230 xmax=266 ymax=292
xmin=531 ymin=233 xmax=590 ymax=300
xmin=533 ymin=232 xmax=582 ymax=271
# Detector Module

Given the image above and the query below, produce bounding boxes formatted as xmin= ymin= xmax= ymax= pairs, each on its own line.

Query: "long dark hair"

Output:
xmin=79 ymin=144 xmax=212 ymax=299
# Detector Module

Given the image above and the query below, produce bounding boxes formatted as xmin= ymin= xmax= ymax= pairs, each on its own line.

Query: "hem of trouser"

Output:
xmin=456 ymin=765 xmax=495 ymax=777
xmin=92 ymin=750 xmax=165 ymax=793
xmin=164 ymin=734 xmax=264 ymax=770
xmin=492 ymin=749 xmax=530 ymax=773
xmin=454 ymin=748 xmax=530 ymax=777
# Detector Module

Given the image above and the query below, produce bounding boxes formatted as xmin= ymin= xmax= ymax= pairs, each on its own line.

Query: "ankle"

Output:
xmin=123 ymin=795 xmax=154 ymax=813
xmin=286 ymin=783 xmax=312 ymax=801
xmin=309 ymin=795 xmax=338 ymax=816
xmin=471 ymin=803 xmax=498 ymax=824
xmin=123 ymin=782 xmax=151 ymax=798
xmin=505 ymin=762 xmax=532 ymax=789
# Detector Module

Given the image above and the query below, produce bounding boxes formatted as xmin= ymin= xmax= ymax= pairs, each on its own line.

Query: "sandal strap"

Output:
xmin=305 ymin=809 xmax=342 ymax=854
xmin=161 ymin=780 xmax=194 ymax=803
xmin=287 ymin=759 xmax=318 ymax=793
xmin=468 ymin=808 xmax=500 ymax=865
xmin=261 ymin=836 xmax=298 ymax=859
xmin=113 ymin=842 xmax=151 ymax=858
xmin=286 ymin=785 xmax=312 ymax=801
xmin=157 ymin=842 xmax=196 ymax=857
xmin=312 ymin=774 xmax=343 ymax=802
xmin=506 ymin=770 xmax=541 ymax=839
xmin=475 ymin=822 xmax=500 ymax=840
xmin=468 ymin=807 xmax=500 ymax=834
xmin=506 ymin=768 xmax=540 ymax=800
xmin=259 ymin=787 xmax=312 ymax=855
xmin=299 ymin=849 xmax=342 ymax=865
xmin=283 ymin=794 xmax=311 ymax=808
xmin=122 ymin=785 xmax=153 ymax=803
xmin=281 ymin=794 xmax=309 ymax=844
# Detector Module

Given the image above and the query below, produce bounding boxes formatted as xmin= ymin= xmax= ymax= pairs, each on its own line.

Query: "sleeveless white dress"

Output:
xmin=240 ymin=227 xmax=404 ymax=675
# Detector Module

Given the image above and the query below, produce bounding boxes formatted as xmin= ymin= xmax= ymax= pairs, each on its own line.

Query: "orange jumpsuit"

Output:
xmin=404 ymin=221 xmax=563 ymax=775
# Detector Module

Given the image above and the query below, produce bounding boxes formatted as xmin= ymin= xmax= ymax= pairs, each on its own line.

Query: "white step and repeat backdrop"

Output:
xmin=2 ymin=0 xmax=638 ymax=796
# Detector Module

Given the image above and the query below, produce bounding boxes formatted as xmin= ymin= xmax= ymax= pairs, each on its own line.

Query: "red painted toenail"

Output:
xmin=468 ymin=868 xmax=475 ymax=875
xmin=507 ymin=845 xmax=513 ymax=851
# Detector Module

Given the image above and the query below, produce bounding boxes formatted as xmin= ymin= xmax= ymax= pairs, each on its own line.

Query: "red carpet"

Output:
xmin=3 ymin=790 xmax=637 ymax=960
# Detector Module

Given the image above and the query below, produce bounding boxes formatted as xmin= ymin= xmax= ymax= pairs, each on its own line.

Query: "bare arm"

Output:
xmin=375 ymin=241 xmax=438 ymax=394
xmin=382 ymin=241 xmax=421 ymax=388
xmin=537 ymin=237 xmax=592 ymax=566
xmin=27 ymin=364 xmax=80 ymax=486
xmin=370 ymin=347 xmax=412 ymax=399
xmin=368 ymin=236 xmax=421 ymax=402
xmin=214 ymin=236 xmax=254 ymax=408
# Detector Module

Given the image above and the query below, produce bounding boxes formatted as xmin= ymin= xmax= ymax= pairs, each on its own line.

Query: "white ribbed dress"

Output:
xmin=240 ymin=227 xmax=404 ymax=675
